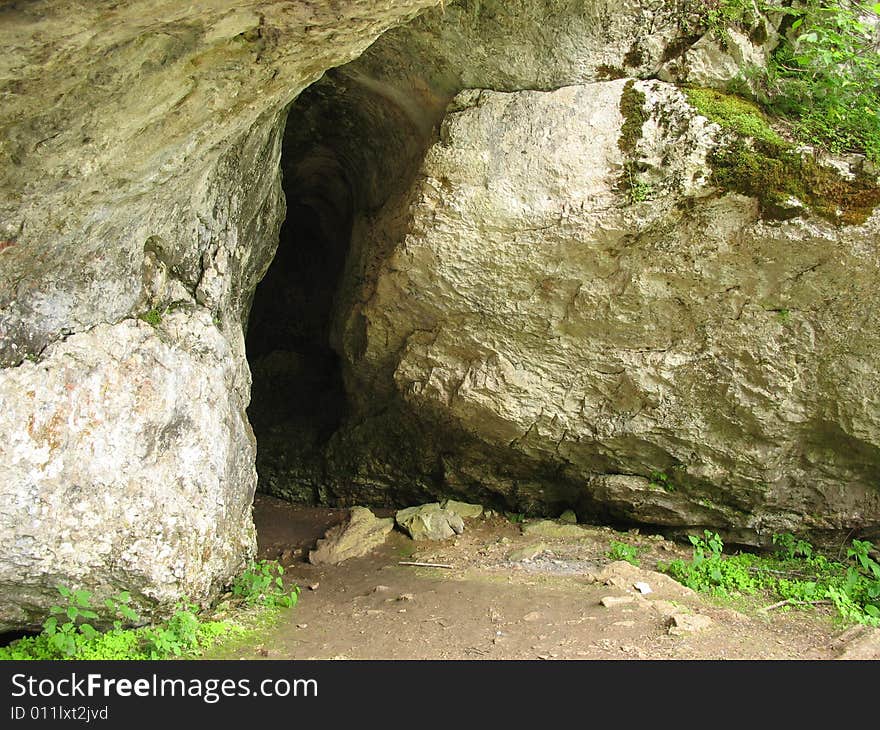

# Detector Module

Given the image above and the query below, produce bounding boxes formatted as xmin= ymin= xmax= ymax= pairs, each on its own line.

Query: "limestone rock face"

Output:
xmin=0 ymin=0 xmax=440 ymax=366
xmin=338 ymin=79 xmax=880 ymax=540
xmin=0 ymin=311 xmax=255 ymax=630
xmin=0 ymin=0 xmax=874 ymax=628
xmin=0 ymin=0 xmax=442 ymax=627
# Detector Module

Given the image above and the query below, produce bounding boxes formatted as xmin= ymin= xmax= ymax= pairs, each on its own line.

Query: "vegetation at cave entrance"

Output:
xmin=660 ymin=531 xmax=880 ymax=626
xmin=0 ymin=560 xmax=299 ymax=660
xmin=687 ymin=0 xmax=880 ymax=164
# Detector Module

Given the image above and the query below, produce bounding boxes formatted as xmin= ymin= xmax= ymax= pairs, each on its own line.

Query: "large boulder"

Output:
xmin=336 ymin=79 xmax=880 ymax=541
xmin=0 ymin=311 xmax=255 ymax=630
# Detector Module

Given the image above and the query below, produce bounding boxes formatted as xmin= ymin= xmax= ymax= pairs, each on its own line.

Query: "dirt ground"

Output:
xmin=215 ymin=494 xmax=876 ymax=661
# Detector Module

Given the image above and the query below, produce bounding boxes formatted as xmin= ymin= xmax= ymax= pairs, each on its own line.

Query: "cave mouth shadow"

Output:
xmin=245 ymin=147 xmax=354 ymax=504
xmin=244 ymin=64 xmax=450 ymax=507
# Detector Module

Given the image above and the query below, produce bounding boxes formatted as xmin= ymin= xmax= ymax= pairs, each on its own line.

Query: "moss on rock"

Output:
xmin=685 ymin=87 xmax=880 ymax=225
xmin=618 ymin=80 xmax=647 ymax=157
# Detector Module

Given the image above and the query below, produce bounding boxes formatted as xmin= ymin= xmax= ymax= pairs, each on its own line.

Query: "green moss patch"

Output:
xmin=618 ymin=80 xmax=647 ymax=157
xmin=685 ymin=87 xmax=880 ymax=225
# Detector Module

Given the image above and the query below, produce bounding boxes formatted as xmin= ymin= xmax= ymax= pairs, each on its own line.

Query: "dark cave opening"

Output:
xmin=245 ymin=144 xmax=355 ymax=504
xmin=244 ymin=63 xmax=450 ymax=507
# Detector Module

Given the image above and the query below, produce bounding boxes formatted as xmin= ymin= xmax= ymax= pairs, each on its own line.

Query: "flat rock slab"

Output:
xmin=396 ymin=503 xmax=465 ymax=541
xmin=309 ymin=507 xmax=394 ymax=565
xmin=593 ymin=560 xmax=696 ymax=598
xmin=508 ymin=542 xmax=547 ymax=562
xmin=441 ymin=499 xmax=484 ymax=519
xmin=668 ymin=613 xmax=714 ymax=635
xmin=522 ymin=520 xmax=594 ymax=539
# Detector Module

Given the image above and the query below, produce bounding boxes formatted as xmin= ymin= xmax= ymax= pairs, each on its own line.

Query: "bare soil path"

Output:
xmin=212 ymin=494 xmax=875 ymax=660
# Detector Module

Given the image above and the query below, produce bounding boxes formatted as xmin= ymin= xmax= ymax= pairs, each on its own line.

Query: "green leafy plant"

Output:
xmin=505 ymin=512 xmax=526 ymax=524
xmin=0 ymin=585 xmax=245 ymax=661
xmin=764 ymin=0 xmax=880 ymax=162
xmin=772 ymin=532 xmax=812 ymax=560
xmin=231 ymin=560 xmax=300 ymax=609
xmin=142 ymin=603 xmax=201 ymax=659
xmin=688 ymin=0 xmax=880 ymax=163
xmin=660 ymin=531 xmax=880 ymax=626
xmin=606 ymin=540 xmax=641 ymax=566
xmin=650 ymin=470 xmax=676 ymax=492
xmin=42 ymin=586 xmax=101 ymax=657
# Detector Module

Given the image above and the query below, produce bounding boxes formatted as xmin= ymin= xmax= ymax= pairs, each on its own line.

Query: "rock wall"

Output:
xmin=0 ymin=0 xmax=877 ymax=628
xmin=333 ymin=80 xmax=880 ymax=543
xmin=0 ymin=0 xmax=440 ymax=628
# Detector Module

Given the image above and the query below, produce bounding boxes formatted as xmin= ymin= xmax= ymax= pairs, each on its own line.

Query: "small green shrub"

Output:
xmin=772 ymin=531 xmax=812 ymax=560
xmin=231 ymin=560 xmax=300 ymax=609
xmin=606 ymin=541 xmax=641 ymax=566
xmin=649 ymin=470 xmax=676 ymax=492
xmin=0 ymin=584 xmax=247 ymax=661
xmin=138 ymin=308 xmax=164 ymax=327
xmin=686 ymin=0 xmax=880 ymax=163
xmin=659 ymin=530 xmax=880 ymax=626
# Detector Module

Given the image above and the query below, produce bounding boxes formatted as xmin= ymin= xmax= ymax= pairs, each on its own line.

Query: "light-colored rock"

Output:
xmin=600 ymin=596 xmax=637 ymax=608
xmin=339 ymin=77 xmax=880 ymax=540
xmin=0 ymin=0 xmax=873 ymax=629
xmin=558 ymin=510 xmax=578 ymax=525
xmin=0 ymin=311 xmax=255 ymax=629
xmin=595 ymin=561 xmax=695 ymax=598
xmin=0 ymin=0 xmax=442 ymax=366
xmin=440 ymin=499 xmax=484 ymax=519
xmin=395 ymin=503 xmax=464 ymax=541
xmin=659 ymin=20 xmax=781 ymax=91
xmin=521 ymin=520 xmax=593 ymax=540
xmin=668 ymin=613 xmax=714 ymax=635
xmin=308 ymin=507 xmax=394 ymax=565
xmin=508 ymin=543 xmax=547 ymax=562
xmin=647 ymin=600 xmax=680 ymax=619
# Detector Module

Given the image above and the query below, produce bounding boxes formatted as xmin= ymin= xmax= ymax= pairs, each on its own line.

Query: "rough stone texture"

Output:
xmin=337 ymin=79 xmax=880 ymax=541
xmin=507 ymin=542 xmax=547 ymax=562
xmin=395 ymin=504 xmax=465 ymax=541
xmin=0 ymin=0 xmax=442 ymax=366
xmin=248 ymin=1 xmax=760 ymax=508
xmin=441 ymin=499 xmax=484 ymax=519
xmin=658 ymin=22 xmax=781 ymax=90
xmin=592 ymin=561 xmax=695 ymax=598
xmin=0 ymin=0 xmax=442 ymax=627
xmin=308 ymin=507 xmax=394 ymax=565
xmin=522 ymin=521 xmax=595 ymax=540
xmin=558 ymin=509 xmax=578 ymax=524
xmin=668 ymin=613 xmax=714 ymax=635
xmin=0 ymin=0 xmax=871 ymax=627
xmin=0 ymin=311 xmax=255 ymax=630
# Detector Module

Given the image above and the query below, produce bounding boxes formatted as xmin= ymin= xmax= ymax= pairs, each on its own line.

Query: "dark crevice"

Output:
xmin=246 ymin=142 xmax=355 ymax=501
xmin=245 ymin=64 xmax=448 ymax=505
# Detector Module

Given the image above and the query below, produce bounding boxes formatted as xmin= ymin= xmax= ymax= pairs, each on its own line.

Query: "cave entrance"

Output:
xmin=245 ymin=65 xmax=447 ymax=506
xmin=245 ymin=142 xmax=353 ymax=504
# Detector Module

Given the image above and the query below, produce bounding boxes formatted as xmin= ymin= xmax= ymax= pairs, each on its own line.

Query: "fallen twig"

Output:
xmin=398 ymin=561 xmax=454 ymax=569
xmin=759 ymin=598 xmax=831 ymax=612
